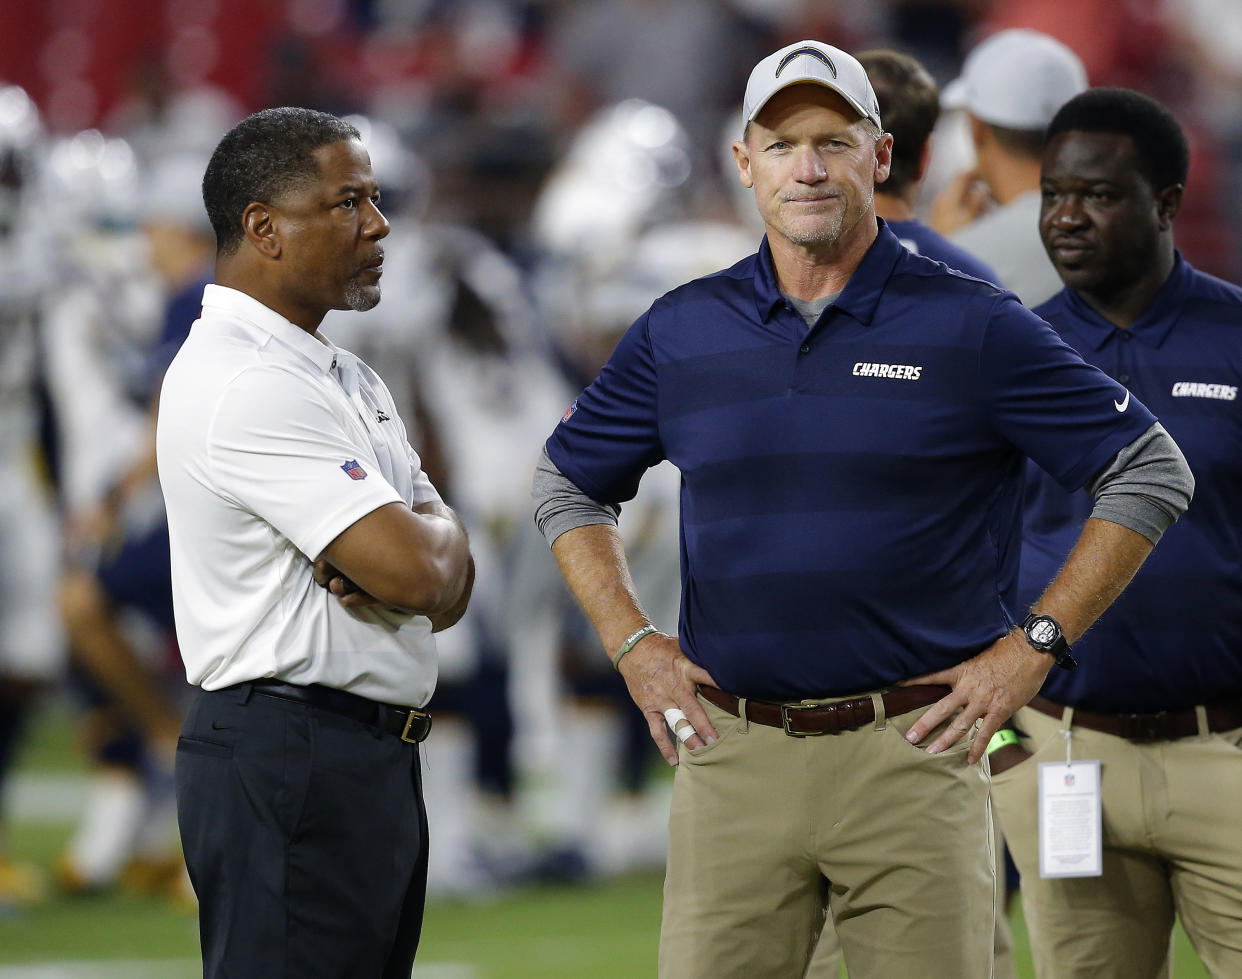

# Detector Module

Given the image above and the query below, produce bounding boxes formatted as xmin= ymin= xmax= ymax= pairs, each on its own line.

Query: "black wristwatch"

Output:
xmin=1020 ymin=613 xmax=1077 ymax=670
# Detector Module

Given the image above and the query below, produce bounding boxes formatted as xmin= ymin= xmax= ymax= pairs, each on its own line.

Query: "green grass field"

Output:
xmin=0 ymin=698 xmax=1210 ymax=978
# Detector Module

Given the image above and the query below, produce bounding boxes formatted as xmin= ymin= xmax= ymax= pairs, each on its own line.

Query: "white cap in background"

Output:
xmin=742 ymin=40 xmax=882 ymax=136
xmin=140 ymin=153 xmax=213 ymax=233
xmin=942 ymin=29 xmax=1087 ymax=130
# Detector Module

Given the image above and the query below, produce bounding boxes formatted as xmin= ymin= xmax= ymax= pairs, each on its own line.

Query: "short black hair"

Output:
xmin=202 ymin=107 xmax=360 ymax=255
xmin=1045 ymin=88 xmax=1189 ymax=191
xmin=856 ymin=49 xmax=939 ymax=194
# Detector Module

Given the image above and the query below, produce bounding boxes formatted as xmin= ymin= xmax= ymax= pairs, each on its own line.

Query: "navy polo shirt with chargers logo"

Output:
xmin=547 ymin=222 xmax=1155 ymax=701
xmin=1021 ymin=255 xmax=1242 ymax=713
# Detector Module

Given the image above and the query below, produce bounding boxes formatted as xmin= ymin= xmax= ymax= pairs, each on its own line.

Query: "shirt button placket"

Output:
xmin=1114 ymin=328 xmax=1133 ymax=388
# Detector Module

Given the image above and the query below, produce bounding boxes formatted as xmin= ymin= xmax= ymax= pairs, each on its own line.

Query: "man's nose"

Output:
xmin=1052 ymin=196 xmax=1088 ymax=229
xmin=364 ymin=199 xmax=390 ymax=239
xmin=792 ymin=147 xmax=827 ymax=183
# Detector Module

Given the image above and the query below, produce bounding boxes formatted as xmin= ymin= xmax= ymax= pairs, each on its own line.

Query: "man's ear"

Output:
xmin=874 ymin=131 xmax=893 ymax=185
xmin=732 ymin=139 xmax=755 ymax=190
xmin=1156 ymin=184 xmax=1183 ymax=230
xmin=241 ymin=202 xmax=281 ymax=258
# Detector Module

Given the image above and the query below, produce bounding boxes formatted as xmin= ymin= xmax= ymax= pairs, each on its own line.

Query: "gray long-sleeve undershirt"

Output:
xmin=532 ymin=422 xmax=1193 ymax=548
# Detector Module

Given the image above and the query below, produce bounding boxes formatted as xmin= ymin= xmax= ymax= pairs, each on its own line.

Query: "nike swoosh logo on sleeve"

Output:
xmin=1114 ymin=390 xmax=1130 ymax=412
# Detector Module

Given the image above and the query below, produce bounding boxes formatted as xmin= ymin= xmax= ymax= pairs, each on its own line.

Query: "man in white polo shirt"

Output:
xmin=156 ymin=107 xmax=473 ymax=979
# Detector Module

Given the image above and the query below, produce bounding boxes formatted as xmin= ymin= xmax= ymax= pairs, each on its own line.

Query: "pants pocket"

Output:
xmin=177 ymin=735 xmax=234 ymax=759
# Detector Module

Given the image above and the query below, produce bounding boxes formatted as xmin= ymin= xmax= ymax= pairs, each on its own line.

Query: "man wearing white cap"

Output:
xmin=930 ymin=29 xmax=1088 ymax=307
xmin=534 ymin=38 xmax=1189 ymax=978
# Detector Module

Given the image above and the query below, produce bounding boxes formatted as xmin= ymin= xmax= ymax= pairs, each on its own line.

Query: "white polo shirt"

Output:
xmin=156 ymin=284 xmax=442 ymax=706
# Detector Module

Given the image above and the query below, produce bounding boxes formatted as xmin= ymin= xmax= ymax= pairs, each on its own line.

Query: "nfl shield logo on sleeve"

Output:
xmin=341 ymin=459 xmax=367 ymax=480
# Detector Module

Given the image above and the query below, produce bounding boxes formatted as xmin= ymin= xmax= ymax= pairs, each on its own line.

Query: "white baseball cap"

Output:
xmin=942 ymin=29 xmax=1087 ymax=130
xmin=742 ymin=40 xmax=882 ymax=137
xmin=140 ymin=153 xmax=213 ymax=233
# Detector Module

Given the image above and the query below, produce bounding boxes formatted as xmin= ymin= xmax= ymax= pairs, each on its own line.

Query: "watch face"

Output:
xmin=1028 ymin=617 xmax=1058 ymax=647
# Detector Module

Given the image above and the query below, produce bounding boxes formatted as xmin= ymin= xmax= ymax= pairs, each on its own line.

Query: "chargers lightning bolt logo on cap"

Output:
xmin=776 ymin=46 xmax=837 ymax=79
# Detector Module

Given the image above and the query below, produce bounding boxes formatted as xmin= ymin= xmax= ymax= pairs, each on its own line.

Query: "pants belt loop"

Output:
xmin=1060 ymin=705 xmax=1075 ymax=730
xmin=736 ymin=696 xmax=750 ymax=734
xmin=871 ymin=691 xmax=887 ymax=732
xmin=1194 ymin=704 xmax=1210 ymax=739
xmin=235 ymin=681 xmax=255 ymax=705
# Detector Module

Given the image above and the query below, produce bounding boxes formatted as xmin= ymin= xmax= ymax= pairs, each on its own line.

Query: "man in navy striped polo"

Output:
xmin=533 ymin=41 xmax=1192 ymax=979
xmin=990 ymin=87 xmax=1242 ymax=979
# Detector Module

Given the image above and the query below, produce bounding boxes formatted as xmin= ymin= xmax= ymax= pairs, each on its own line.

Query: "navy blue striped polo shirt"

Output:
xmin=1021 ymin=254 xmax=1242 ymax=713
xmin=547 ymin=222 xmax=1154 ymax=701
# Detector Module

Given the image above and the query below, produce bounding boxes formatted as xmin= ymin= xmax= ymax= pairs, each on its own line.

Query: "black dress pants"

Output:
xmin=176 ymin=684 xmax=428 ymax=979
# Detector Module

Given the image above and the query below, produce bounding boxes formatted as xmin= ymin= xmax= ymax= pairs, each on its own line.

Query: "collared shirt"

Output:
xmin=546 ymin=222 xmax=1154 ymax=701
xmin=949 ymin=190 xmax=1064 ymax=308
xmin=156 ymin=284 xmax=442 ymax=706
xmin=886 ymin=218 xmax=1000 ymax=285
xmin=1022 ymin=255 xmax=1242 ymax=712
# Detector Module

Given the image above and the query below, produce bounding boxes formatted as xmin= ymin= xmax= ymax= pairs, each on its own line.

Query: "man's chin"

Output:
xmin=1052 ymin=264 xmax=1098 ymax=293
xmin=780 ymin=214 xmax=855 ymax=249
xmin=344 ymin=283 xmax=382 ymax=312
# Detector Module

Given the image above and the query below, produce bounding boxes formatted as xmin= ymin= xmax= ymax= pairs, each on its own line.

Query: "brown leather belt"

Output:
xmin=1028 ymin=694 xmax=1242 ymax=742
xmin=698 ymin=683 xmax=950 ymax=738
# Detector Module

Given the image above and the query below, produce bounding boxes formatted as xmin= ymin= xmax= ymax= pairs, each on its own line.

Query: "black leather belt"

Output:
xmin=1029 ymin=694 xmax=1242 ymax=742
xmin=242 ymin=680 xmax=432 ymax=744
xmin=698 ymin=683 xmax=950 ymax=737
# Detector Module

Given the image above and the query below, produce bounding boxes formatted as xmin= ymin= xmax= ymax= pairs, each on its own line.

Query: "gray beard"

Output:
xmin=782 ymin=189 xmax=874 ymax=248
xmin=344 ymin=280 xmax=380 ymax=311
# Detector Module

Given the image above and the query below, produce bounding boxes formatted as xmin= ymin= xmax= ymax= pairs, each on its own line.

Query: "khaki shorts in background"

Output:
xmin=659 ymin=691 xmax=995 ymax=979
xmin=992 ymin=705 xmax=1242 ymax=979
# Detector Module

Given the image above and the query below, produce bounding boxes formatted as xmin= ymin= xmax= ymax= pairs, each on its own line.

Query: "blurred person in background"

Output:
xmin=991 ymin=87 xmax=1242 ymax=979
xmin=103 ymin=52 xmax=243 ymax=167
xmin=546 ymin=0 xmax=763 ymax=190
xmin=45 ymin=145 xmax=211 ymax=901
xmin=516 ymin=98 xmax=755 ymax=879
xmin=928 ymin=28 xmax=1087 ymax=306
xmin=0 ymin=82 xmax=65 ymax=911
xmin=530 ymin=230 xmax=755 ymax=878
xmin=323 ymin=115 xmax=568 ymax=897
xmin=364 ymin=2 xmax=559 ymax=251
xmin=855 ymin=48 xmax=998 ymax=283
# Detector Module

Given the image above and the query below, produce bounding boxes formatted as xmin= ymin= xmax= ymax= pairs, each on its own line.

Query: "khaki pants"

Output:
xmin=992 ymin=705 xmax=1242 ymax=979
xmin=804 ymin=814 xmax=1018 ymax=979
xmin=659 ymin=691 xmax=996 ymax=979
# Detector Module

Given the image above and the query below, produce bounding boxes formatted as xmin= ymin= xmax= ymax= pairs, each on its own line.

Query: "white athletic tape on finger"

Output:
xmin=663 ymin=707 xmax=688 ymax=729
xmin=674 ymin=722 xmax=697 ymax=743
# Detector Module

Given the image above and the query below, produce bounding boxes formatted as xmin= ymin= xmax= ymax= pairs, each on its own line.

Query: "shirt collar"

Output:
xmin=1056 ymin=252 xmax=1190 ymax=351
xmin=200 ymin=283 xmax=337 ymax=374
xmin=753 ymin=218 xmax=905 ymax=326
